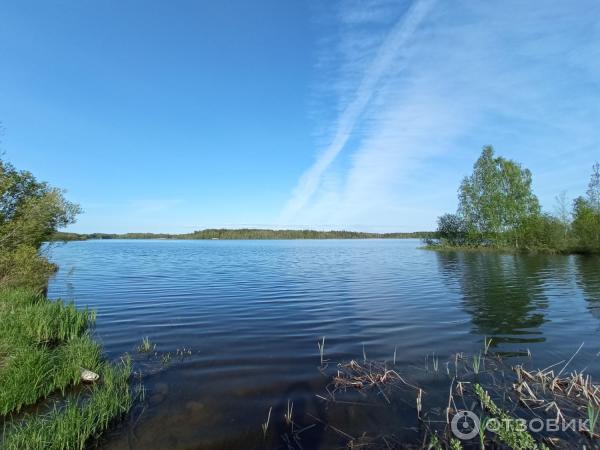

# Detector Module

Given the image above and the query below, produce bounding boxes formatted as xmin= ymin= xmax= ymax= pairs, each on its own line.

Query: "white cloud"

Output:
xmin=281 ymin=0 xmax=436 ymax=221
xmin=282 ymin=0 xmax=600 ymax=231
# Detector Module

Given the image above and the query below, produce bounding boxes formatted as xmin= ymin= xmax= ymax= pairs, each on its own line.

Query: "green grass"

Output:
xmin=137 ymin=336 xmax=155 ymax=353
xmin=0 ymin=287 xmax=134 ymax=449
xmin=587 ymin=402 xmax=599 ymax=437
xmin=1 ymin=358 xmax=133 ymax=450
xmin=0 ymin=287 xmax=101 ymax=415
xmin=0 ymin=336 xmax=101 ymax=415
xmin=472 ymin=352 xmax=482 ymax=374
xmin=0 ymin=287 xmax=95 ymax=346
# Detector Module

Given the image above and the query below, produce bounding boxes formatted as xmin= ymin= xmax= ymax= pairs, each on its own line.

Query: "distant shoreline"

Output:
xmin=51 ymin=228 xmax=436 ymax=241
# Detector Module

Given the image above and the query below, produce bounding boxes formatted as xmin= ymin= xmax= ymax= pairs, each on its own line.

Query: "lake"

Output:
xmin=47 ymin=239 xmax=600 ymax=449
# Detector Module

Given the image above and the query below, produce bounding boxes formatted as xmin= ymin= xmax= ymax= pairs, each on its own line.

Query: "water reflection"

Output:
xmin=575 ymin=255 xmax=600 ymax=322
xmin=45 ymin=240 xmax=600 ymax=449
xmin=435 ymin=251 xmax=549 ymax=348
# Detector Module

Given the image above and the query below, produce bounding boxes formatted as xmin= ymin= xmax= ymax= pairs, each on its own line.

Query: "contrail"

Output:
xmin=281 ymin=0 xmax=435 ymax=220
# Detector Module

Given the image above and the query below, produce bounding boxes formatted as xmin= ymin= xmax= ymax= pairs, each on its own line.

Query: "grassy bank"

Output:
xmin=0 ymin=287 xmax=133 ymax=449
xmin=420 ymin=243 xmax=579 ymax=254
xmin=0 ymin=155 xmax=135 ymax=448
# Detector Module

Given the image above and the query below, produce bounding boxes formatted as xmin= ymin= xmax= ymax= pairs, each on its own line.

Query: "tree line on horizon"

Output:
xmin=426 ymin=146 xmax=600 ymax=254
xmin=3 ymin=147 xmax=600 ymax=261
xmin=51 ymin=228 xmax=436 ymax=241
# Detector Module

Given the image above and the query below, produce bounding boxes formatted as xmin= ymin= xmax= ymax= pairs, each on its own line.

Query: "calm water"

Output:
xmin=47 ymin=239 xmax=600 ymax=449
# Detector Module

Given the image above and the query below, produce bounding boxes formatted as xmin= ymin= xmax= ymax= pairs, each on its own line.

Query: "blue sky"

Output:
xmin=1 ymin=0 xmax=599 ymax=233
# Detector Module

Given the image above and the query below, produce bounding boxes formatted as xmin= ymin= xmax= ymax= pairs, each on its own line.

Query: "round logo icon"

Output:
xmin=451 ymin=410 xmax=480 ymax=440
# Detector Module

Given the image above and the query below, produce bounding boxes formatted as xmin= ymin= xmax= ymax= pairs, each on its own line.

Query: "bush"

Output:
xmin=0 ymin=245 xmax=56 ymax=291
xmin=572 ymin=196 xmax=600 ymax=253
xmin=436 ymin=213 xmax=468 ymax=246
xmin=516 ymin=214 xmax=569 ymax=252
xmin=0 ymin=157 xmax=80 ymax=290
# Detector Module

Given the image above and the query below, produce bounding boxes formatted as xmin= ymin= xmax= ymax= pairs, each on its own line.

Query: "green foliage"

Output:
xmin=0 ymin=157 xmax=132 ymax=448
xmin=52 ymin=228 xmax=436 ymax=241
xmin=426 ymin=434 xmax=443 ymax=450
xmin=1 ymin=358 xmax=133 ymax=450
xmin=474 ymin=384 xmax=548 ymax=450
xmin=586 ymin=162 xmax=600 ymax=212
xmin=458 ymin=146 xmax=540 ymax=246
xmin=0 ymin=292 xmax=95 ymax=347
xmin=0 ymin=244 xmax=57 ymax=290
xmin=137 ymin=336 xmax=155 ymax=353
xmin=0 ymin=287 xmax=133 ymax=449
xmin=449 ymin=438 xmax=462 ymax=450
xmin=430 ymin=148 xmax=600 ymax=254
xmin=0 ymin=159 xmax=80 ymax=251
xmin=0 ymin=288 xmax=100 ymax=414
xmin=0 ymin=157 xmax=80 ymax=291
xmin=435 ymin=213 xmax=467 ymax=246
xmin=516 ymin=213 xmax=570 ymax=252
xmin=572 ymin=196 xmax=600 ymax=253
xmin=587 ymin=402 xmax=599 ymax=436
xmin=0 ymin=336 xmax=102 ymax=415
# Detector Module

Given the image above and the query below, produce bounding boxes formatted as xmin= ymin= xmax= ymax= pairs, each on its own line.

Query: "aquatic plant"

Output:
xmin=137 ymin=336 xmax=155 ymax=353
xmin=318 ymin=337 xmax=325 ymax=366
xmin=261 ymin=406 xmax=272 ymax=439
xmin=475 ymin=384 xmax=548 ymax=450
xmin=314 ymin=345 xmax=600 ymax=448
xmin=427 ymin=434 xmax=442 ymax=450
xmin=449 ymin=438 xmax=463 ymax=450
xmin=587 ymin=402 xmax=599 ymax=437
xmin=478 ymin=415 xmax=491 ymax=449
xmin=176 ymin=346 xmax=192 ymax=357
xmin=284 ymin=399 xmax=294 ymax=430
xmin=472 ymin=352 xmax=482 ymax=375
xmin=484 ymin=337 xmax=493 ymax=355
xmin=161 ymin=352 xmax=172 ymax=365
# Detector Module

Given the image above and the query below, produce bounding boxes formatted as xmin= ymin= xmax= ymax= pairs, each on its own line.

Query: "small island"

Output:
xmin=425 ymin=146 xmax=600 ymax=255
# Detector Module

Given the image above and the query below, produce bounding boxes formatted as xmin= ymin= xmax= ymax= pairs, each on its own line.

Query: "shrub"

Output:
xmin=0 ymin=245 xmax=57 ymax=292
xmin=516 ymin=214 xmax=569 ymax=252
xmin=436 ymin=213 xmax=468 ymax=246
xmin=0 ymin=157 xmax=80 ymax=290
xmin=572 ymin=196 xmax=600 ymax=253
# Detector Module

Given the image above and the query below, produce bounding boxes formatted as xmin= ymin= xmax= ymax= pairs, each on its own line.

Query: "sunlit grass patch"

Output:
xmin=0 ymin=287 xmax=134 ymax=448
xmin=0 ymin=335 xmax=102 ymax=415
xmin=0 ymin=287 xmax=101 ymax=415
xmin=1 ymin=358 xmax=133 ymax=450
xmin=0 ymin=288 xmax=95 ymax=347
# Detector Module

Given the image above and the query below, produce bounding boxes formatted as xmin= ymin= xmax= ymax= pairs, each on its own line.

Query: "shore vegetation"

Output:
xmin=0 ymin=156 xmax=134 ymax=449
xmin=425 ymin=146 xmax=600 ymax=254
xmin=52 ymin=229 xmax=435 ymax=241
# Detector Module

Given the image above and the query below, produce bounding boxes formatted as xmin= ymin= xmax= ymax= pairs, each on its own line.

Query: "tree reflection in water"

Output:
xmin=575 ymin=255 xmax=600 ymax=323
xmin=435 ymin=251 xmax=550 ymax=353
